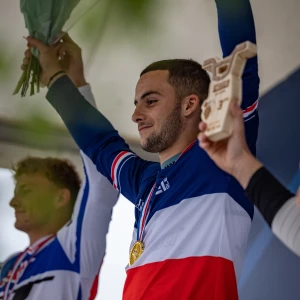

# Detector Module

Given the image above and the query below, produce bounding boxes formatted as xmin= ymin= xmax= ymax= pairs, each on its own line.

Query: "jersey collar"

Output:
xmin=160 ymin=140 xmax=196 ymax=170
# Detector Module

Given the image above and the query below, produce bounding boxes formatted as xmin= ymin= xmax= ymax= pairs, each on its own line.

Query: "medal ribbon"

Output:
xmin=137 ymin=183 xmax=156 ymax=242
xmin=3 ymin=235 xmax=55 ymax=300
xmin=136 ymin=141 xmax=196 ymax=243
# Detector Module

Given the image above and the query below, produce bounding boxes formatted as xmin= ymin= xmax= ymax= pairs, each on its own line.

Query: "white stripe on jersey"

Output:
xmin=111 ymin=152 xmax=135 ymax=189
xmin=127 ymin=193 xmax=251 ymax=280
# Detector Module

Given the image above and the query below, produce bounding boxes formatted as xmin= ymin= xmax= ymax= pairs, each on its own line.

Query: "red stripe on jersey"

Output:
xmin=88 ymin=274 xmax=99 ymax=300
xmin=243 ymin=100 xmax=258 ymax=114
xmin=89 ymin=261 xmax=103 ymax=300
xmin=123 ymin=256 xmax=237 ymax=300
xmin=180 ymin=140 xmax=196 ymax=157
xmin=111 ymin=151 xmax=127 ymax=186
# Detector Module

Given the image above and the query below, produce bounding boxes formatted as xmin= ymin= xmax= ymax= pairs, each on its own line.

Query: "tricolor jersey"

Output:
xmin=99 ymin=142 xmax=255 ymax=300
xmin=0 ymin=88 xmax=119 ymax=300
xmin=81 ymin=1 xmax=260 ymax=299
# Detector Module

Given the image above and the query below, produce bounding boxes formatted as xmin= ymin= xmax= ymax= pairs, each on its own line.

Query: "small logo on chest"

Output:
xmin=155 ymin=178 xmax=170 ymax=195
xmin=136 ymin=199 xmax=144 ymax=211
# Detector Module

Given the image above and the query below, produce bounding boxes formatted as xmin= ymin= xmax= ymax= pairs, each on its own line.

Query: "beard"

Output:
xmin=141 ymin=103 xmax=184 ymax=153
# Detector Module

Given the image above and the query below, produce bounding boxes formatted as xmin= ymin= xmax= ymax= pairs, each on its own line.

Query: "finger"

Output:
xmin=230 ymin=100 xmax=245 ymax=135
xmin=199 ymin=122 xmax=207 ymax=132
xmin=198 ymin=132 xmax=208 ymax=143
xmin=61 ymin=32 xmax=76 ymax=45
xmin=53 ymin=44 xmax=65 ymax=59
xmin=198 ymin=132 xmax=211 ymax=147
xmin=199 ymin=139 xmax=211 ymax=150
xmin=230 ymin=99 xmax=243 ymax=119
xmin=23 ymin=57 xmax=30 ymax=65
xmin=26 ymin=36 xmax=48 ymax=52
xmin=55 ymin=43 xmax=78 ymax=57
xmin=24 ymin=49 xmax=32 ymax=58
xmin=21 ymin=64 xmax=27 ymax=71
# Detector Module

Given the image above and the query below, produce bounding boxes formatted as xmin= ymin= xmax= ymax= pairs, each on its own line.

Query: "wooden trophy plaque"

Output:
xmin=201 ymin=41 xmax=257 ymax=141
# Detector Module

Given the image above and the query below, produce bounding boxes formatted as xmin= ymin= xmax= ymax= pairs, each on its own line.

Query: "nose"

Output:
xmin=131 ymin=106 xmax=146 ymax=124
xmin=10 ymin=195 xmax=19 ymax=208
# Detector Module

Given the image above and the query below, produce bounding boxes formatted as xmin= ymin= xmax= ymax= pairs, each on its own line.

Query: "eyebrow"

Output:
xmin=134 ymin=90 xmax=162 ymax=105
xmin=17 ymin=184 xmax=33 ymax=190
xmin=14 ymin=184 xmax=28 ymax=193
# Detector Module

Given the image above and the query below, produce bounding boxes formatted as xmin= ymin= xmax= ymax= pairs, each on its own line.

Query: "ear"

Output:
xmin=182 ymin=94 xmax=200 ymax=117
xmin=54 ymin=188 xmax=71 ymax=209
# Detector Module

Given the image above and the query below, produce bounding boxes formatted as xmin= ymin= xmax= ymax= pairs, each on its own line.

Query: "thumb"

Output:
xmin=230 ymin=100 xmax=245 ymax=136
xmin=62 ymin=33 xmax=76 ymax=45
xmin=26 ymin=36 xmax=48 ymax=53
xmin=55 ymin=43 xmax=79 ymax=61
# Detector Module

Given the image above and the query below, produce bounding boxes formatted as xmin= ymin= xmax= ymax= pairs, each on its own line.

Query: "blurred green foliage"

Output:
xmin=22 ymin=111 xmax=56 ymax=146
xmin=0 ymin=0 xmax=160 ymax=80
xmin=0 ymin=45 xmax=12 ymax=80
xmin=113 ymin=0 xmax=159 ymax=28
xmin=72 ymin=0 xmax=159 ymax=43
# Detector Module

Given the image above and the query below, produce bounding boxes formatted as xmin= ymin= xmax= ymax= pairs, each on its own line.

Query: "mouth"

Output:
xmin=138 ymin=125 xmax=152 ymax=132
xmin=15 ymin=211 xmax=25 ymax=216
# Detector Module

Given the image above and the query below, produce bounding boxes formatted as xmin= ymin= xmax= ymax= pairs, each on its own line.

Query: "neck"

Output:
xmin=28 ymin=230 xmax=55 ymax=246
xmin=159 ymin=128 xmax=198 ymax=165
xmin=27 ymin=216 xmax=69 ymax=245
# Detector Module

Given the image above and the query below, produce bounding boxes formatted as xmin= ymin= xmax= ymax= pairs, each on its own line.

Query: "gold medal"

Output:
xmin=129 ymin=241 xmax=144 ymax=266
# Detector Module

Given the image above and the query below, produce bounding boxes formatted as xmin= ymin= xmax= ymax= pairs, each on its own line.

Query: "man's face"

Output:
xmin=10 ymin=173 xmax=60 ymax=234
xmin=132 ymin=70 xmax=184 ymax=153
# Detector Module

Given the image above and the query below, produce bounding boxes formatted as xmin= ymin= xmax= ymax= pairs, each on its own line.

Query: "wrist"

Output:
xmin=47 ymin=70 xmax=66 ymax=88
xmin=232 ymin=151 xmax=263 ymax=189
xmin=71 ymin=77 xmax=88 ymax=88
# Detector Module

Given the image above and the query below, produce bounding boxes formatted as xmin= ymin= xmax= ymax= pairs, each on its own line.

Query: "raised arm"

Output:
xmin=25 ymin=36 xmax=160 ymax=204
xmin=56 ymin=86 xmax=119 ymax=291
xmin=215 ymin=0 xmax=259 ymax=154
xmin=216 ymin=0 xmax=257 ymax=56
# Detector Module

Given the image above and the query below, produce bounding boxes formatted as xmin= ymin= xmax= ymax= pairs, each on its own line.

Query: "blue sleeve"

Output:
xmin=46 ymin=76 xmax=159 ymax=204
xmin=216 ymin=0 xmax=260 ymax=155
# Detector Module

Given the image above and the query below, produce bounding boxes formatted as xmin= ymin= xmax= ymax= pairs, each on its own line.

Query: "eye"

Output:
xmin=147 ymin=99 xmax=157 ymax=106
xmin=20 ymin=188 xmax=32 ymax=195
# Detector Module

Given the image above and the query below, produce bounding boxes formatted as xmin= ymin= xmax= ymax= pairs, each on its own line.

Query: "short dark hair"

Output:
xmin=140 ymin=59 xmax=210 ymax=104
xmin=14 ymin=157 xmax=81 ymax=206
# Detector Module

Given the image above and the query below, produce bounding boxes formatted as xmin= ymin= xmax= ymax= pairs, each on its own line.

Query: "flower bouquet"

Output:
xmin=13 ymin=0 xmax=81 ymax=97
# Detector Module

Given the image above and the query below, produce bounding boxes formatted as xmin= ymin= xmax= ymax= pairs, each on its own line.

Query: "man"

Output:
xmin=198 ymin=101 xmax=300 ymax=257
xmin=26 ymin=0 xmax=259 ymax=298
xmin=0 ymin=52 xmax=119 ymax=300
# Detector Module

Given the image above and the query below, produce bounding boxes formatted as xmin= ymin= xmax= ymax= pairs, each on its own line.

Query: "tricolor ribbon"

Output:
xmin=137 ymin=183 xmax=156 ymax=242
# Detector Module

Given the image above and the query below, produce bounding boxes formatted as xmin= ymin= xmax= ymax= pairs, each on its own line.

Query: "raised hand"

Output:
xmin=198 ymin=101 xmax=262 ymax=188
xmin=22 ymin=37 xmax=63 ymax=88
xmin=22 ymin=34 xmax=86 ymax=88
xmin=53 ymin=33 xmax=87 ymax=88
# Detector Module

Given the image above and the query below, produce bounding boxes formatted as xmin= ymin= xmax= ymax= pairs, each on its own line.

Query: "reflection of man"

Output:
xmin=26 ymin=0 xmax=260 ymax=298
xmin=0 ymin=85 xmax=119 ymax=300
